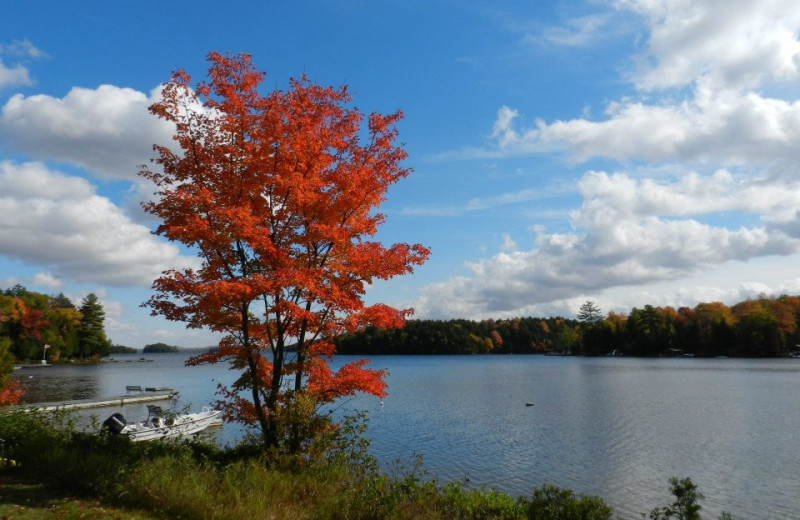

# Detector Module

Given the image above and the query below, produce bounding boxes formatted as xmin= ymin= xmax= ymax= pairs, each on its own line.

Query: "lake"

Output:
xmin=13 ymin=353 xmax=800 ymax=519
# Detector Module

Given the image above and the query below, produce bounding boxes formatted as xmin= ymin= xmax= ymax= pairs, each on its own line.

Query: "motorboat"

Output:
xmin=102 ymin=405 xmax=221 ymax=442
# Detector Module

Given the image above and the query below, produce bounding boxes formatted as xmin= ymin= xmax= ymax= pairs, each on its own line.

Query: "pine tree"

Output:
xmin=78 ymin=293 xmax=112 ymax=358
xmin=51 ymin=292 xmax=76 ymax=309
xmin=577 ymin=301 xmax=603 ymax=324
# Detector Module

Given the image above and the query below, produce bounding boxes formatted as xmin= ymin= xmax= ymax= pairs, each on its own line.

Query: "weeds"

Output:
xmin=0 ymin=409 xmax=732 ymax=520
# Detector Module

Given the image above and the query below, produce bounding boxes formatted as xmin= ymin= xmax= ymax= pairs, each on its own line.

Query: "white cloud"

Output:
xmin=490 ymin=90 xmax=800 ymax=166
xmin=500 ymin=233 xmax=517 ymax=252
xmin=411 ymin=169 xmax=800 ymax=319
xmin=474 ymin=0 xmax=800 ymax=167
xmin=0 ymin=85 xmax=174 ymax=180
xmin=573 ymin=169 xmax=800 ymax=223
xmin=0 ymin=61 xmax=31 ymax=89
xmin=616 ymin=0 xmax=800 ymax=91
xmin=0 ymin=161 xmax=198 ymax=286
xmin=0 ymin=40 xmax=45 ymax=59
xmin=30 ymin=272 xmax=62 ymax=290
xmin=0 ymin=40 xmax=44 ymax=89
xmin=414 ymin=256 xmax=800 ymax=321
xmin=491 ymin=106 xmax=520 ymax=146
xmin=420 ymin=1 xmax=800 ymax=321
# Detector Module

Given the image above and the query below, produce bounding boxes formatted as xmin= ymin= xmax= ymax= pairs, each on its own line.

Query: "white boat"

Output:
xmin=102 ymin=405 xmax=222 ymax=442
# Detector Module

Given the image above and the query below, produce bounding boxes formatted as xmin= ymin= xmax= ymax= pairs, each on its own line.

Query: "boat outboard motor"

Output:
xmin=102 ymin=413 xmax=127 ymax=435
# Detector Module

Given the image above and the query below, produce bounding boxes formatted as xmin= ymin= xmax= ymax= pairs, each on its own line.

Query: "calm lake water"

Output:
xmin=13 ymin=353 xmax=800 ymax=519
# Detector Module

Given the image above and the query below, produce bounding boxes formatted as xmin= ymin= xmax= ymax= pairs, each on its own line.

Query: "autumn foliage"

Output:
xmin=0 ymin=335 xmax=21 ymax=406
xmin=140 ymin=52 xmax=429 ymax=451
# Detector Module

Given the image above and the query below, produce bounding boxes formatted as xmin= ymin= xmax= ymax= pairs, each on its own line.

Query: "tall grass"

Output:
xmin=0 ymin=409 xmax=721 ymax=519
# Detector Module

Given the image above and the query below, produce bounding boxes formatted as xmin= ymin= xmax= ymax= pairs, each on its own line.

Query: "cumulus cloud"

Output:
xmin=617 ymin=0 xmax=800 ymax=91
xmin=411 ymin=169 xmax=800 ymax=319
xmin=573 ymin=169 xmax=800 ymax=223
xmin=414 ymin=1 xmax=800 ymax=321
xmin=489 ymin=90 xmax=800 ymax=165
xmin=0 ymin=85 xmax=175 ymax=180
xmin=0 ymin=161 xmax=198 ymax=286
xmin=474 ymin=0 xmax=800 ymax=167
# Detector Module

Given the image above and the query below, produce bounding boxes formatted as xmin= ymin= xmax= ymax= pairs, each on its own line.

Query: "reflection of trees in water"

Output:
xmin=15 ymin=372 xmax=98 ymax=404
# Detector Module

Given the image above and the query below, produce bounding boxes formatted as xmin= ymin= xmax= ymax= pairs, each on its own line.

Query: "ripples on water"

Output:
xmin=358 ymin=356 xmax=800 ymax=519
xmin=13 ymin=354 xmax=800 ymax=519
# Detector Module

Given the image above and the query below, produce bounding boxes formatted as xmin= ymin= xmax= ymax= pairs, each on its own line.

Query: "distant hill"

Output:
xmin=142 ymin=343 xmax=180 ymax=353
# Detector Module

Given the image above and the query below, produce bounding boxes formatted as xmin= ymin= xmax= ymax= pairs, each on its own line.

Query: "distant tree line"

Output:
xmin=336 ymin=317 xmax=579 ymax=355
xmin=579 ymin=295 xmax=800 ymax=357
xmin=110 ymin=345 xmax=138 ymax=354
xmin=0 ymin=285 xmax=112 ymax=361
xmin=336 ymin=295 xmax=800 ymax=358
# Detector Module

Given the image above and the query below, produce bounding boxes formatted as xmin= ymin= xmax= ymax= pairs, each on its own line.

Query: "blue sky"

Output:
xmin=2 ymin=1 xmax=800 ymax=347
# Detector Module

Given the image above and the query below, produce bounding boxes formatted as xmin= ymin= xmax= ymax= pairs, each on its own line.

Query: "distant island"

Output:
xmin=142 ymin=343 xmax=180 ymax=353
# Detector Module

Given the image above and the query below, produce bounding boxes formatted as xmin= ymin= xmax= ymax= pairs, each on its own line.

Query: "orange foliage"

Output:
xmin=140 ymin=52 xmax=429 ymax=449
xmin=0 ymin=380 xmax=22 ymax=406
xmin=306 ymin=358 xmax=387 ymax=403
xmin=539 ymin=321 xmax=550 ymax=334
xmin=693 ymin=301 xmax=734 ymax=342
xmin=7 ymin=298 xmax=49 ymax=341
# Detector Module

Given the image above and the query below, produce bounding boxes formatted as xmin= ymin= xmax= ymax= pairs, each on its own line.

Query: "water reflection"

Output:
xmin=16 ymin=366 xmax=100 ymax=403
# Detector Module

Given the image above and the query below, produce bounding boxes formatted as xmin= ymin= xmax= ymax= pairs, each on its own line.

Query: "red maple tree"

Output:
xmin=0 ymin=308 xmax=22 ymax=406
xmin=140 ymin=52 xmax=429 ymax=451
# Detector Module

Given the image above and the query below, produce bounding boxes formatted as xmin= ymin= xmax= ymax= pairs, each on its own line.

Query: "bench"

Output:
xmin=125 ymin=385 xmax=143 ymax=395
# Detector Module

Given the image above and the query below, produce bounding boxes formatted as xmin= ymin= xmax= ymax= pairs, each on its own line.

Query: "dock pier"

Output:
xmin=21 ymin=390 xmax=175 ymax=412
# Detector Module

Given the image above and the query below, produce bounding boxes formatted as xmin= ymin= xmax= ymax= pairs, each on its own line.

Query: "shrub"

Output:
xmin=0 ymin=411 xmax=735 ymax=520
xmin=524 ymin=484 xmax=613 ymax=520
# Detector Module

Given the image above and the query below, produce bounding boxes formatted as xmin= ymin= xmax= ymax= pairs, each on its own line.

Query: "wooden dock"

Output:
xmin=21 ymin=390 xmax=175 ymax=412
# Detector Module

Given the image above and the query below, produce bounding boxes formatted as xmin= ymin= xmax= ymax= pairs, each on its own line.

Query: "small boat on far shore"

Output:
xmin=102 ymin=406 xmax=221 ymax=442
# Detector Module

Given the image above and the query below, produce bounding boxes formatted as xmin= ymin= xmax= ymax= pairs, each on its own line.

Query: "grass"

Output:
xmin=0 ymin=409 xmax=729 ymax=520
xmin=0 ymin=474 xmax=159 ymax=519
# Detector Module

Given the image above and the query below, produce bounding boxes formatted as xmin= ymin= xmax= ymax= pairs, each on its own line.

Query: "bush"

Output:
xmin=0 ymin=411 xmax=734 ymax=520
xmin=646 ymin=477 xmax=734 ymax=520
xmin=524 ymin=484 xmax=613 ymax=520
xmin=442 ymin=482 xmax=522 ymax=519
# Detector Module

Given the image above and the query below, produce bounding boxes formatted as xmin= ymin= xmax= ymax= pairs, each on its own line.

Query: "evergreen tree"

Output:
xmin=51 ymin=292 xmax=76 ymax=309
xmin=78 ymin=293 xmax=112 ymax=358
xmin=577 ymin=301 xmax=603 ymax=323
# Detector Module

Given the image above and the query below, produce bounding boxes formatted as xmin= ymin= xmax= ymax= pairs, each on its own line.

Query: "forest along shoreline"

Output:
xmin=5 ymin=285 xmax=800 ymax=364
xmin=335 ymin=297 xmax=800 ymax=358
